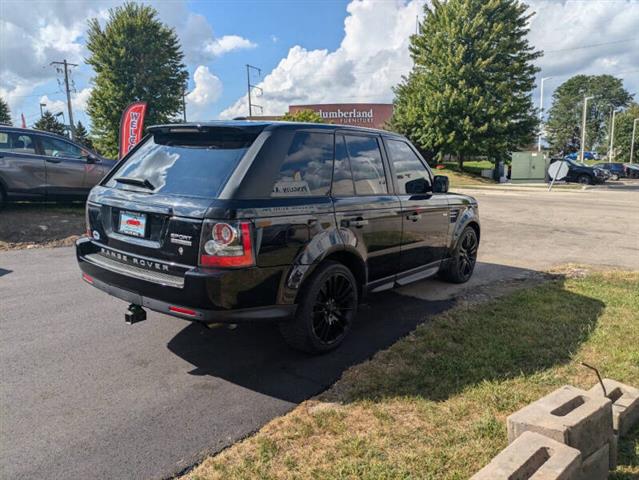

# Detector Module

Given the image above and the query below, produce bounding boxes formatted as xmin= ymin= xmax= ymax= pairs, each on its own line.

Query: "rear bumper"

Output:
xmin=76 ymin=237 xmax=295 ymax=323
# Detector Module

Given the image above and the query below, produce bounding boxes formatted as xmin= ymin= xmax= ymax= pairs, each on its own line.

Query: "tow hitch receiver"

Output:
xmin=125 ymin=304 xmax=147 ymax=325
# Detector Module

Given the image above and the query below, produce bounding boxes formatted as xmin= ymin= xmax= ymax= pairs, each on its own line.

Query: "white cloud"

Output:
xmin=204 ymin=35 xmax=257 ymax=57
xmin=220 ymin=0 xmax=638 ymax=120
xmin=185 ymin=66 xmax=223 ymax=121
xmin=38 ymin=87 xmax=92 ymax=119
xmin=527 ymin=0 xmax=639 ymax=109
xmin=0 ymin=0 xmax=253 ymax=123
xmin=220 ymin=0 xmax=424 ymax=119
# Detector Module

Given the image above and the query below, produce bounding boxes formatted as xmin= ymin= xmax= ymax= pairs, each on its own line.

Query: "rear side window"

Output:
xmin=344 ymin=135 xmax=388 ymax=195
xmin=105 ymin=130 xmax=258 ymax=198
xmin=0 ymin=132 xmax=37 ymax=154
xmin=271 ymin=132 xmax=334 ymax=197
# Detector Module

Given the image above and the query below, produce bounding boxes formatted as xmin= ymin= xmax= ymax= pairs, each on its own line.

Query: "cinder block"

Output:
xmin=507 ymin=385 xmax=613 ymax=458
xmin=587 ymin=378 xmax=639 ymax=436
xmin=471 ymin=431 xmax=581 ymax=480
xmin=580 ymin=442 xmax=609 ymax=480
xmin=609 ymin=434 xmax=618 ymax=470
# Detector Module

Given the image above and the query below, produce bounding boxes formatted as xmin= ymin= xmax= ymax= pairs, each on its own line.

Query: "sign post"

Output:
xmin=547 ymin=160 xmax=568 ymax=191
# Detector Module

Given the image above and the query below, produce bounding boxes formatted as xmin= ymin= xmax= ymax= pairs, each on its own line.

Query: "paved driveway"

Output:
xmin=1 ymin=188 xmax=636 ymax=479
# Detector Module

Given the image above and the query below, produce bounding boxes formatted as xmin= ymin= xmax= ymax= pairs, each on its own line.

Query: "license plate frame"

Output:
xmin=118 ymin=211 xmax=147 ymax=238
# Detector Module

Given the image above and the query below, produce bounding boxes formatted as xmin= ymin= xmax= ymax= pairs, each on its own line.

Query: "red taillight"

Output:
xmin=200 ymin=222 xmax=254 ymax=268
xmin=82 ymin=273 xmax=94 ymax=284
xmin=169 ymin=306 xmax=197 ymax=316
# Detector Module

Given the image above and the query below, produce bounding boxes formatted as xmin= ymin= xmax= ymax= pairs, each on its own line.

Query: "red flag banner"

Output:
xmin=21 ymin=113 xmax=26 ymax=128
xmin=118 ymin=102 xmax=147 ymax=159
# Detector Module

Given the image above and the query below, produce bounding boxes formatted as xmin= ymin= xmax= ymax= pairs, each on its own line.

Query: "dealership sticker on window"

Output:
xmin=272 ymin=180 xmax=311 ymax=196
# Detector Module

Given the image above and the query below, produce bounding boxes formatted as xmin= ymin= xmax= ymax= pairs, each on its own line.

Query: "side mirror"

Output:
xmin=433 ymin=175 xmax=449 ymax=193
xmin=85 ymin=152 xmax=99 ymax=164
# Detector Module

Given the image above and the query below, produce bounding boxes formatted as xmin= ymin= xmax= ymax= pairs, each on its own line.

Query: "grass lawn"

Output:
xmin=184 ymin=269 xmax=639 ymax=480
xmin=437 ymin=167 xmax=497 ymax=187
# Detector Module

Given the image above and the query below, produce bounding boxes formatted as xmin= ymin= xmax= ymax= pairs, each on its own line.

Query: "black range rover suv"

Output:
xmin=76 ymin=122 xmax=480 ymax=353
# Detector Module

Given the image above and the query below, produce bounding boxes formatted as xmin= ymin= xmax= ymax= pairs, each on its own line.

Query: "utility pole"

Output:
xmin=246 ymin=64 xmax=263 ymax=118
xmin=631 ymin=118 xmax=638 ymax=164
xmin=608 ymin=109 xmax=617 ymax=162
xmin=50 ymin=59 xmax=78 ymax=139
xmin=538 ymin=76 xmax=552 ymax=152
xmin=580 ymin=96 xmax=594 ymax=163
xmin=182 ymin=88 xmax=188 ymax=122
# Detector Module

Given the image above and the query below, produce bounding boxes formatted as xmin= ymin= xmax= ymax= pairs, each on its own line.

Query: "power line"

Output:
xmin=544 ymin=38 xmax=636 ymax=54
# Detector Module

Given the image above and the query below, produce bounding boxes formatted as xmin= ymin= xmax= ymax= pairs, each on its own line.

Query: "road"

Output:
xmin=1 ymin=188 xmax=637 ymax=479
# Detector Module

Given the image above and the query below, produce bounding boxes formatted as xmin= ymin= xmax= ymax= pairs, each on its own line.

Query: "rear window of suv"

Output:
xmin=105 ymin=130 xmax=259 ymax=198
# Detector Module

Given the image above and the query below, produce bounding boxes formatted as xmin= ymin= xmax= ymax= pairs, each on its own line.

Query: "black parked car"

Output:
xmin=550 ymin=158 xmax=607 ymax=185
xmin=76 ymin=122 xmax=480 ymax=353
xmin=593 ymin=162 xmax=632 ymax=179
xmin=0 ymin=126 xmax=114 ymax=204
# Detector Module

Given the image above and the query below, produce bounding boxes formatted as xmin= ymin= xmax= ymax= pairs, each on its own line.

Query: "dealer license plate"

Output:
xmin=119 ymin=211 xmax=147 ymax=238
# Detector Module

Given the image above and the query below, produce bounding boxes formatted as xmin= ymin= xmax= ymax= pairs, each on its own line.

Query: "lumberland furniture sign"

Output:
xmin=288 ymin=103 xmax=393 ymax=129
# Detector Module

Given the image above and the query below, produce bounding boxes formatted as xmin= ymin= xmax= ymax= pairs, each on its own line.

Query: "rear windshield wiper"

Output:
xmin=115 ymin=176 xmax=155 ymax=190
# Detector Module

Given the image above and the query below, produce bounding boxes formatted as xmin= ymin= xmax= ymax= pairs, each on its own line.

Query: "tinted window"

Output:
xmin=0 ymin=132 xmax=37 ymax=154
xmin=344 ymin=135 xmax=387 ymax=195
xmin=332 ymin=135 xmax=355 ymax=196
xmin=106 ymin=130 xmax=257 ymax=198
xmin=272 ymin=132 xmax=334 ymax=197
xmin=385 ymin=139 xmax=432 ymax=194
xmin=40 ymin=136 xmax=84 ymax=159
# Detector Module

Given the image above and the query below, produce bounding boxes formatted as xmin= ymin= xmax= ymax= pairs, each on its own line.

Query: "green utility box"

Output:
xmin=511 ymin=151 xmax=548 ymax=182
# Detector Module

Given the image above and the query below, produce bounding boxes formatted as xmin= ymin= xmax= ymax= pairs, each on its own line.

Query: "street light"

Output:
xmin=538 ymin=76 xmax=552 ymax=152
xmin=631 ymin=118 xmax=638 ymax=164
xmin=39 ymin=103 xmax=46 ymax=117
xmin=580 ymin=96 xmax=594 ymax=163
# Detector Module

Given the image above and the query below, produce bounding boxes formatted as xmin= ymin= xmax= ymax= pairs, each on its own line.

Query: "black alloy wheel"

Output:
xmin=457 ymin=229 xmax=478 ymax=280
xmin=311 ymin=272 xmax=356 ymax=345
xmin=279 ymin=261 xmax=358 ymax=353
xmin=439 ymin=226 xmax=478 ymax=284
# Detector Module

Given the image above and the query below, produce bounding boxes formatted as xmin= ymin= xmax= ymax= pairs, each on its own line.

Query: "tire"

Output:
xmin=577 ymin=174 xmax=592 ymax=185
xmin=439 ymin=226 xmax=479 ymax=284
xmin=279 ymin=261 xmax=358 ymax=354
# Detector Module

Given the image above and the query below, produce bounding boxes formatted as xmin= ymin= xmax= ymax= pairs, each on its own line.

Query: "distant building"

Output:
xmin=236 ymin=103 xmax=394 ymax=130
xmin=289 ymin=103 xmax=393 ymax=130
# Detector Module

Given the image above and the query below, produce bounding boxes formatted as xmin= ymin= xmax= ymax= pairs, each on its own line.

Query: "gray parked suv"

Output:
xmin=0 ymin=126 xmax=116 ymax=205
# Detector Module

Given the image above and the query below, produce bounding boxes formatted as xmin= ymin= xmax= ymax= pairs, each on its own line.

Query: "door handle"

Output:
xmin=349 ymin=217 xmax=368 ymax=228
xmin=407 ymin=213 xmax=422 ymax=222
xmin=45 ymin=158 xmax=62 ymax=164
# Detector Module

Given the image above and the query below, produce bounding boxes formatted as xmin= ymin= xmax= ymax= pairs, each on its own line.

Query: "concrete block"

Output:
xmin=609 ymin=434 xmax=617 ymax=470
xmin=471 ymin=431 xmax=581 ymax=480
xmin=580 ymin=442 xmax=609 ymax=480
xmin=587 ymin=378 xmax=639 ymax=436
xmin=507 ymin=385 xmax=613 ymax=458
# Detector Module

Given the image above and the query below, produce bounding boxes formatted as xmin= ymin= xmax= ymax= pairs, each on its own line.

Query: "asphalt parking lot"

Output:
xmin=1 ymin=187 xmax=637 ymax=479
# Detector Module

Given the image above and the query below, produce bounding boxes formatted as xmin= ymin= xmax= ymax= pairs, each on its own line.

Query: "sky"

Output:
xmin=1 ymin=0 xmax=637 ymax=129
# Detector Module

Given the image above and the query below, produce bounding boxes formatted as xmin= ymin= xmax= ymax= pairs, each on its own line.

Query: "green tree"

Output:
xmin=0 ymin=96 xmax=11 ymax=125
xmin=612 ymin=103 xmax=639 ymax=162
xmin=74 ymin=121 xmax=94 ymax=150
xmin=282 ymin=109 xmax=323 ymax=123
xmin=34 ymin=111 xmax=66 ymax=135
xmin=545 ymin=75 xmax=633 ymax=155
xmin=86 ymin=2 xmax=188 ymax=157
xmin=391 ymin=0 xmax=540 ymax=170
